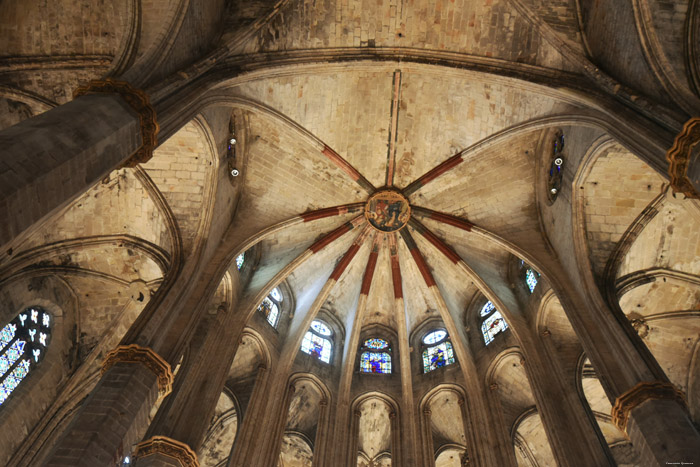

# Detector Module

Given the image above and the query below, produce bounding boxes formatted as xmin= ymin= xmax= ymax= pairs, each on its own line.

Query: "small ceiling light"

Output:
xmin=554 ymin=157 xmax=563 ymax=167
xmin=231 ymin=168 xmax=240 ymax=177
xmin=229 ymin=138 xmax=237 ymax=145
xmin=550 ymin=188 xmax=558 ymax=194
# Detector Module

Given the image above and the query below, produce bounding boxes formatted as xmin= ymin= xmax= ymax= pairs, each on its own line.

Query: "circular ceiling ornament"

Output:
xmin=364 ymin=189 xmax=411 ymax=232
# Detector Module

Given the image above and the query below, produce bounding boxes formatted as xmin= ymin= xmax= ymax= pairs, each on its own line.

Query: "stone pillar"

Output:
xmin=348 ymin=409 xmax=362 ymax=466
xmin=45 ymin=346 xmax=173 ymax=466
xmin=389 ymin=411 xmax=400 ymax=466
xmin=552 ymin=271 xmax=700 ymax=465
xmin=517 ymin=332 xmax=614 ymax=466
xmin=667 ymin=117 xmax=700 ymax=199
xmin=226 ymin=364 xmax=270 ymax=466
xmin=134 ymin=296 xmax=245 ymax=466
xmin=312 ymin=398 xmax=329 ymax=467
xmin=420 ymin=408 xmax=436 ymax=467
xmin=0 ymin=79 xmax=158 ymax=251
xmin=612 ymin=382 xmax=699 ymax=464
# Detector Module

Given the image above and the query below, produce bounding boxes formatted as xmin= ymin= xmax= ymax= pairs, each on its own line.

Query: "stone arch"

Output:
xmin=350 ymin=391 xmax=401 ymax=467
xmin=485 ymin=348 xmax=555 ymax=467
xmin=576 ymin=353 xmax=640 ymax=465
xmin=277 ymin=373 xmax=332 ymax=466
xmin=419 ymin=384 xmax=470 ymax=465
xmin=198 ymin=387 xmax=240 ymax=467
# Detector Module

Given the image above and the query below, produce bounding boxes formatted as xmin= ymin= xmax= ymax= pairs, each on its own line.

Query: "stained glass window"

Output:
xmin=525 ymin=268 xmax=540 ymax=294
xmin=422 ymin=329 xmax=447 ymax=345
xmin=364 ymin=338 xmax=389 ymax=350
xmin=360 ymin=351 xmax=391 ymax=374
xmin=257 ymin=287 xmax=283 ymax=328
xmin=422 ymin=341 xmax=455 ymax=373
xmin=480 ymin=301 xmax=496 ymax=317
xmin=301 ymin=330 xmax=332 ymax=363
xmin=235 ymin=253 xmax=245 ymax=270
xmin=359 ymin=338 xmax=391 ymax=374
xmin=482 ymin=311 xmax=508 ymax=345
xmin=310 ymin=320 xmax=331 ymax=336
xmin=1 ymin=307 xmax=51 ymax=406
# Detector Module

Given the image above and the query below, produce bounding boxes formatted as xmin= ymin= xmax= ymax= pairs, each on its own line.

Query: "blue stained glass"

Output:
xmin=270 ymin=287 xmax=282 ymax=301
xmin=0 ymin=307 xmax=51 ymax=408
xmin=423 ymin=329 xmax=447 ymax=345
xmin=0 ymin=359 xmax=30 ymax=405
xmin=235 ymin=253 xmax=245 ymax=270
xmin=364 ymin=338 xmax=389 ymax=350
xmin=0 ymin=323 xmax=16 ymax=349
xmin=258 ymin=297 xmax=279 ymax=328
xmin=422 ymin=342 xmax=455 ymax=373
xmin=525 ymin=268 xmax=539 ymax=293
xmin=480 ymin=301 xmax=496 ymax=317
xmin=310 ymin=320 xmax=331 ymax=336
xmin=482 ymin=311 xmax=509 ymax=345
xmin=0 ymin=340 xmax=25 ymax=379
xmin=360 ymin=351 xmax=391 ymax=374
xmin=301 ymin=331 xmax=332 ymax=363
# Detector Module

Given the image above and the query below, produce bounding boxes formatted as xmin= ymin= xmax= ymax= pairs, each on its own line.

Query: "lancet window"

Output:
xmin=547 ymin=131 xmax=565 ymax=202
xmin=422 ymin=329 xmax=455 ymax=373
xmin=1 ymin=307 xmax=51 ymax=406
xmin=235 ymin=253 xmax=245 ymax=270
xmin=359 ymin=338 xmax=392 ymax=374
xmin=301 ymin=320 xmax=332 ymax=363
xmin=258 ymin=287 xmax=283 ymax=328
xmin=480 ymin=301 xmax=509 ymax=345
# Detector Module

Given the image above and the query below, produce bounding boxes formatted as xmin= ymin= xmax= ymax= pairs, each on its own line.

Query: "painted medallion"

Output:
xmin=364 ymin=190 xmax=411 ymax=232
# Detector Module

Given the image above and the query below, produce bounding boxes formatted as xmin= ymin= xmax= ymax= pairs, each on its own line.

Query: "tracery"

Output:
xmin=480 ymin=301 xmax=509 ymax=345
xmin=0 ymin=307 xmax=51 ymax=406
xmin=359 ymin=338 xmax=391 ymax=374
xmin=422 ymin=330 xmax=455 ymax=373
xmin=301 ymin=320 xmax=332 ymax=363
xmin=258 ymin=287 xmax=282 ymax=328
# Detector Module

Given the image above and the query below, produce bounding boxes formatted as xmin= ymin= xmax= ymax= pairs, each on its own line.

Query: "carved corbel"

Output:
xmin=101 ymin=344 xmax=173 ymax=397
xmin=667 ymin=117 xmax=700 ymax=199
xmin=74 ymin=78 xmax=159 ymax=168
xmin=611 ymin=381 xmax=688 ymax=432
xmin=133 ymin=436 xmax=199 ymax=467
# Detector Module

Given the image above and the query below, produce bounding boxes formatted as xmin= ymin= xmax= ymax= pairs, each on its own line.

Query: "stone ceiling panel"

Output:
xmin=362 ymin=242 xmax=398 ymax=330
xmin=242 ymin=0 xmax=571 ymax=69
xmin=236 ymin=110 xmax=366 ymax=238
xmin=411 ymin=131 xmax=540 ymax=237
xmin=235 ymin=71 xmax=394 ymax=188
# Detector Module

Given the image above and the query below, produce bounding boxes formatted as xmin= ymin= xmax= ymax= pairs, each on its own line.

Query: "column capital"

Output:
xmin=74 ymin=78 xmax=159 ymax=168
xmin=133 ymin=436 xmax=199 ymax=467
xmin=667 ymin=117 xmax=700 ymax=199
xmin=611 ymin=380 xmax=688 ymax=431
xmin=102 ymin=344 xmax=173 ymax=397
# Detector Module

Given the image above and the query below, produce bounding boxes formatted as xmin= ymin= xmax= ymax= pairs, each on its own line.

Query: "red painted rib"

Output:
xmin=360 ymin=249 xmax=379 ymax=295
xmin=409 ymin=247 xmax=437 ymax=287
xmin=390 ymin=251 xmax=403 ymax=299
xmin=404 ymin=154 xmax=464 ymax=194
xmin=321 ymin=145 xmax=375 ymax=193
xmin=410 ymin=219 xmax=461 ymax=264
xmin=300 ymin=203 xmax=364 ymax=222
xmin=330 ymin=243 xmax=361 ymax=281
xmin=412 ymin=207 xmax=473 ymax=232
xmin=309 ymin=221 xmax=355 ymax=253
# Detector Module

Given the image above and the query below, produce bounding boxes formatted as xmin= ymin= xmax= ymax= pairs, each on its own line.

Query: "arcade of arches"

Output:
xmin=0 ymin=1 xmax=699 ymax=466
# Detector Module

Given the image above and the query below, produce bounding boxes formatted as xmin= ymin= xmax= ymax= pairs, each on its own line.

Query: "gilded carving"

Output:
xmin=611 ymin=381 xmax=687 ymax=431
xmin=73 ymin=78 xmax=159 ymax=168
xmin=666 ymin=117 xmax=700 ymax=199
xmin=101 ymin=344 xmax=173 ymax=397
xmin=133 ymin=436 xmax=199 ymax=467
xmin=364 ymin=190 xmax=411 ymax=232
